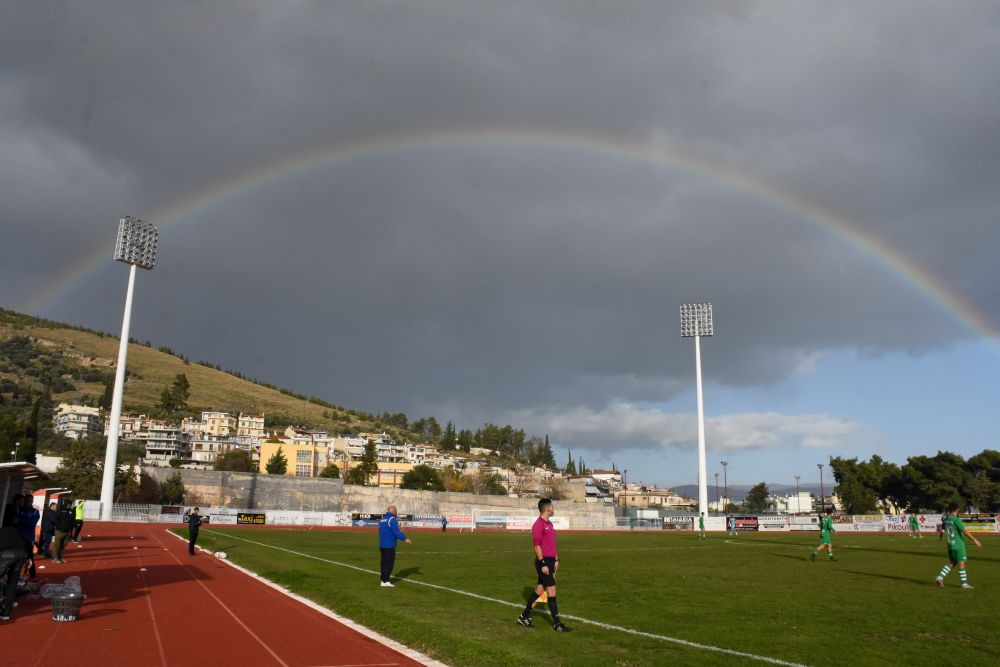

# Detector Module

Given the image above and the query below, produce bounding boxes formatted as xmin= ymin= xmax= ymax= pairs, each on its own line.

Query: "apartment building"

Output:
xmin=53 ymin=403 xmax=103 ymax=440
xmin=137 ymin=423 xmax=191 ymax=464
xmin=203 ymin=411 xmax=238 ymax=437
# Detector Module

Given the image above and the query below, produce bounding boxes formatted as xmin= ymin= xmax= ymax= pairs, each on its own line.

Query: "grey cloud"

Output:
xmin=2 ymin=2 xmax=998 ymax=428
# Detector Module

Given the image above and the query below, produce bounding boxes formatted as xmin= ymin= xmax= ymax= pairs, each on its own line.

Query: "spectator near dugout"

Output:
xmin=0 ymin=525 xmax=31 ymax=621
xmin=39 ymin=502 xmax=57 ymax=558
xmin=51 ymin=499 xmax=75 ymax=563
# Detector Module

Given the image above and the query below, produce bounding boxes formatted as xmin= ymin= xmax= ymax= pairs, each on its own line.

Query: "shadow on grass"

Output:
xmin=394 ymin=566 xmax=422 ymax=580
xmin=769 ymin=552 xmax=811 ymax=562
xmin=837 ymin=568 xmax=932 ymax=587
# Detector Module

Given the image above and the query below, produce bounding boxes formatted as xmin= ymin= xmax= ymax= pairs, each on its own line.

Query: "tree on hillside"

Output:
xmin=564 ymin=449 xmax=576 ymax=475
xmin=318 ymin=463 xmax=340 ymax=479
xmin=440 ymin=420 xmax=457 ymax=450
xmin=743 ymin=482 xmax=770 ymax=513
xmin=98 ymin=376 xmax=115 ymax=411
xmin=54 ymin=439 xmax=103 ymax=499
xmin=265 ymin=446 xmax=288 ymax=474
xmin=214 ymin=450 xmax=255 ymax=472
xmin=400 ymin=464 xmax=444 ymax=491
xmin=159 ymin=373 xmax=191 ymax=413
xmin=159 ymin=472 xmax=187 ymax=504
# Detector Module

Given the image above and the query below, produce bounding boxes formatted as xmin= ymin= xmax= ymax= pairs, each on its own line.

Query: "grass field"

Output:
xmin=178 ymin=526 xmax=1000 ymax=666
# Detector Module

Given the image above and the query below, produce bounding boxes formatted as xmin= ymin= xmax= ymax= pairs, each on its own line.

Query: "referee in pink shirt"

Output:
xmin=517 ymin=498 xmax=572 ymax=632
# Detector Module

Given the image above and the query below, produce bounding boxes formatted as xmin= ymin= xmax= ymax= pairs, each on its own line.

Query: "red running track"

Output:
xmin=3 ymin=522 xmax=433 ymax=667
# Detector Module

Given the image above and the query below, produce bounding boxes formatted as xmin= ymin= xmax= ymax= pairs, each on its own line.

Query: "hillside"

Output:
xmin=0 ymin=308 xmax=416 ymax=441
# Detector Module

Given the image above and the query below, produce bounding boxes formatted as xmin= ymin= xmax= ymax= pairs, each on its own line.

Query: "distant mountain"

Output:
xmin=670 ymin=483 xmax=825 ymax=502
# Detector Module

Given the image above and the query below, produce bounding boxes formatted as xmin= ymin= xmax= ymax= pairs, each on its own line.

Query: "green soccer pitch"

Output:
xmin=179 ymin=527 xmax=1000 ymax=666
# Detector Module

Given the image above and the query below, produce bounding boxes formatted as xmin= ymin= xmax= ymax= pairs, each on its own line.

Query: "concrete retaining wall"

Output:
xmin=142 ymin=467 xmax=615 ymax=523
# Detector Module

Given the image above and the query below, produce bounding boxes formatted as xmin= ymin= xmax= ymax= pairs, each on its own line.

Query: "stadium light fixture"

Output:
xmin=681 ymin=303 xmax=713 ymax=518
xmin=100 ymin=216 xmax=158 ymax=521
xmin=794 ymin=475 xmax=801 ymax=514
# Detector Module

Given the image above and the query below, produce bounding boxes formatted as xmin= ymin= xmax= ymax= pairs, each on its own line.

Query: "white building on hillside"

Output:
xmin=138 ymin=423 xmax=191 ymax=464
xmin=53 ymin=403 xmax=103 ymax=440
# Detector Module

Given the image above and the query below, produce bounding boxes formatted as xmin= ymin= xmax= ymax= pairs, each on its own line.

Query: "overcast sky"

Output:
xmin=2 ymin=2 xmax=999 ymax=489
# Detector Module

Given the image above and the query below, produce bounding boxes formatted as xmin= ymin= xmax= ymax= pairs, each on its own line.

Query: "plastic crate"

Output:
xmin=51 ymin=593 xmax=85 ymax=622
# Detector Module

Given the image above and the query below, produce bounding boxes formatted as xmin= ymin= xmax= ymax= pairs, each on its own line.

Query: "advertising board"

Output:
xmin=757 ymin=516 xmax=789 ymax=532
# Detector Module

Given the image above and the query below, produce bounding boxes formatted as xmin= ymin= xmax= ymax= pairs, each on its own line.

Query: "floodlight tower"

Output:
xmin=100 ymin=216 xmax=157 ymax=521
xmin=680 ymin=302 xmax=714 ymax=519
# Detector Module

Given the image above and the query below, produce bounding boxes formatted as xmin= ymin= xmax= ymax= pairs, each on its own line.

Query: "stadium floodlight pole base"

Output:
xmin=100 ymin=263 xmax=136 ymax=521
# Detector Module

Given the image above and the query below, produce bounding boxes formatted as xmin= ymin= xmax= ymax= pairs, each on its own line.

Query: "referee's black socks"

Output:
xmin=523 ymin=593 xmax=540 ymax=617
xmin=547 ymin=595 xmax=559 ymax=621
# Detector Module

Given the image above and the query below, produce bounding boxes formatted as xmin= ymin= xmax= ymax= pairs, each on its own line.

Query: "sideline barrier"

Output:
xmin=91 ymin=502 xmax=1000 ymax=534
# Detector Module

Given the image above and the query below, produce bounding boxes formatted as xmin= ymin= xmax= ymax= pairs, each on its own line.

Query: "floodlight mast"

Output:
xmin=680 ymin=303 xmax=714 ymax=519
xmin=100 ymin=217 xmax=157 ymax=521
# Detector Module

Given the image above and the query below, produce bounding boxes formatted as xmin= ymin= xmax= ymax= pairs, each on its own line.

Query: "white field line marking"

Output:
xmin=153 ymin=530 xmax=290 ymax=667
xmin=205 ymin=529 xmax=811 ymax=667
xmin=165 ymin=530 xmax=445 ymax=667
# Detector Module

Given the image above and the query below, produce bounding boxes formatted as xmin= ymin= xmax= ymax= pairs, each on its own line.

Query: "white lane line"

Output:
xmin=204 ymin=529 xmax=812 ymax=667
xmin=136 ymin=554 xmax=169 ymax=667
xmin=165 ymin=530 xmax=445 ymax=667
xmin=152 ymin=530 xmax=290 ymax=667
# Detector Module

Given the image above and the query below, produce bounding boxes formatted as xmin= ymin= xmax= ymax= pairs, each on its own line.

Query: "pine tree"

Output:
xmin=440 ymin=420 xmax=457 ymax=450
xmin=265 ymin=446 xmax=288 ymax=474
xmin=565 ymin=449 xmax=576 ymax=475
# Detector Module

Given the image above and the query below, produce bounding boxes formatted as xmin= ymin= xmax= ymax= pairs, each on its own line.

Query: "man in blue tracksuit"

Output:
xmin=378 ymin=506 xmax=411 ymax=587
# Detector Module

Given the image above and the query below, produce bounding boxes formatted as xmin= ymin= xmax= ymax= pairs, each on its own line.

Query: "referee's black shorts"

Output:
xmin=535 ymin=556 xmax=557 ymax=587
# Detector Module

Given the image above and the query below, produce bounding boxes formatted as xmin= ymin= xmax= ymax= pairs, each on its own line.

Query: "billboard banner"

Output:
xmin=790 ymin=515 xmax=819 ymax=531
xmin=663 ymin=516 xmax=692 ymax=531
xmin=351 ymin=512 xmax=412 ymax=527
xmin=444 ymin=514 xmax=475 ymax=529
xmin=960 ymin=513 xmax=998 ymax=532
xmin=735 ymin=516 xmax=759 ymax=532
xmin=207 ymin=509 xmax=239 ymax=525
xmin=757 ymin=516 xmax=789 ymax=532
xmin=237 ymin=512 xmax=266 ymax=525
xmin=475 ymin=515 xmax=508 ymax=528
xmin=506 ymin=515 xmax=536 ymax=530
xmin=410 ymin=514 xmax=447 ymax=528
xmin=321 ymin=512 xmax=353 ymax=527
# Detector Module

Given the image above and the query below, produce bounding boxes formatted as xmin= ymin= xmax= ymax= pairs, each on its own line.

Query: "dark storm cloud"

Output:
xmin=2 ymin=2 xmax=999 ymax=449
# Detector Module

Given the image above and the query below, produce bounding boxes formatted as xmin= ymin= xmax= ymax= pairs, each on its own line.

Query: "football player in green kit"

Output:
xmin=935 ymin=503 xmax=982 ymax=589
xmin=810 ymin=508 xmax=836 ymax=561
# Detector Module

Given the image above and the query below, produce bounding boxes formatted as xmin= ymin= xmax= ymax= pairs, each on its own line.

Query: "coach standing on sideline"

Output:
xmin=185 ymin=508 xmax=202 ymax=555
xmin=378 ymin=505 xmax=411 ymax=587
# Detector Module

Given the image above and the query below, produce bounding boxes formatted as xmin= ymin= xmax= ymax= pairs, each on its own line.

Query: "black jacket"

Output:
xmin=54 ymin=507 xmax=75 ymax=532
xmin=0 ymin=526 xmax=31 ymax=556
xmin=187 ymin=513 xmax=202 ymax=530
xmin=41 ymin=507 xmax=57 ymax=533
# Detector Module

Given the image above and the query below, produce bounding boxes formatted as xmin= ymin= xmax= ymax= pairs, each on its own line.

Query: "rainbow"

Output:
xmin=18 ymin=126 xmax=999 ymax=343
